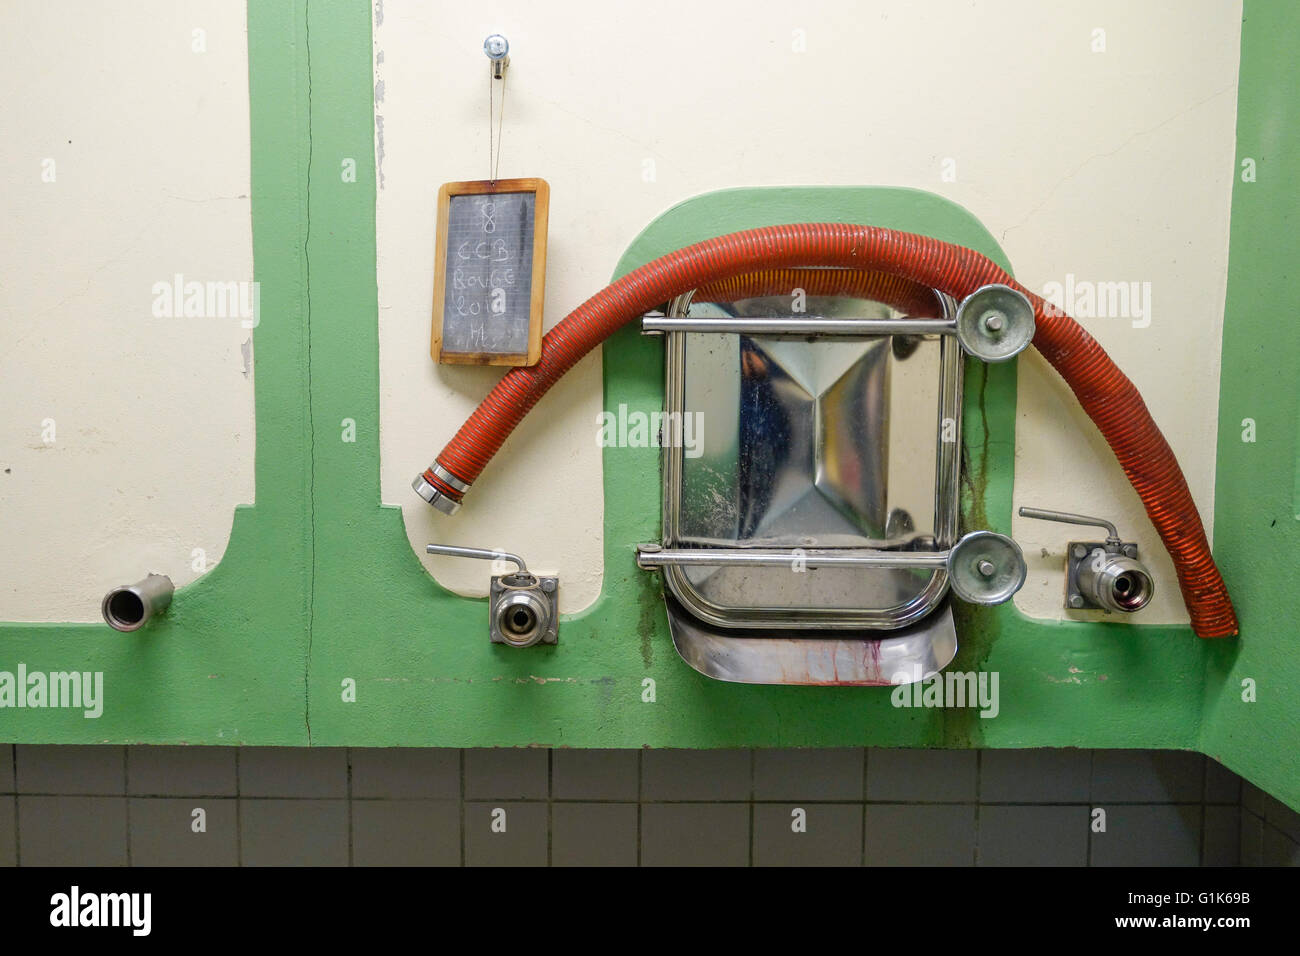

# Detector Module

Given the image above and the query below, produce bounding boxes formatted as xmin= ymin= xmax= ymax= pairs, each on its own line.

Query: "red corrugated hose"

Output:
xmin=417 ymin=224 xmax=1237 ymax=638
xmin=694 ymin=267 xmax=942 ymax=317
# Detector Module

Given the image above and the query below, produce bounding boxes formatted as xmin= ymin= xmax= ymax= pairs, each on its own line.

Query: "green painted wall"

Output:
xmin=0 ymin=0 xmax=1294 ymax=810
xmin=1200 ymin=1 xmax=1300 ymax=808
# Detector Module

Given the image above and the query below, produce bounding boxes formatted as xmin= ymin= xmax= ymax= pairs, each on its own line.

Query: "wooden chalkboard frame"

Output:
xmin=431 ymin=177 xmax=549 ymax=366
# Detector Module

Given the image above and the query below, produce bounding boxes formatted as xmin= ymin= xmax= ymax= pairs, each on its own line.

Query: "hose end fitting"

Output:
xmin=1078 ymin=551 xmax=1155 ymax=614
xmin=412 ymin=463 xmax=469 ymax=516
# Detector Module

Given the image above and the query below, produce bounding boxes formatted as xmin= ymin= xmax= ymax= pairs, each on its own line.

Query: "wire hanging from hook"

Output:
xmin=484 ymin=34 xmax=509 ymax=184
xmin=488 ymin=66 xmax=507 ymax=184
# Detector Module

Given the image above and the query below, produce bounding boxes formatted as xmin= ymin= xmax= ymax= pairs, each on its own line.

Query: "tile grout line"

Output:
xmin=123 ymin=747 xmax=131 ymax=866
xmin=972 ymin=749 xmax=981 ymax=867
xmin=347 ymin=748 xmax=354 ymax=866
xmin=1199 ymin=755 xmax=1207 ymax=866
xmin=1198 ymin=755 xmax=1208 ymax=866
xmin=458 ymin=749 xmax=466 ymax=867
xmin=0 ymin=789 xmax=1236 ymax=807
xmin=636 ymin=749 xmax=643 ymax=868
xmin=11 ymin=746 xmax=20 ymax=867
xmin=546 ymin=749 xmax=553 ymax=867
xmin=1258 ymin=815 xmax=1300 ymax=843
xmin=861 ymin=748 xmax=869 ymax=867
xmin=1086 ymin=748 xmax=1094 ymax=867
xmin=1244 ymin=804 xmax=1264 ymax=866
xmin=234 ymin=749 xmax=243 ymax=867
xmin=747 ymin=750 xmax=755 ymax=868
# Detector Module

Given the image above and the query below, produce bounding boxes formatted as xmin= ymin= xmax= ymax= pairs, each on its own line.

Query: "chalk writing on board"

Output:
xmin=441 ymin=192 xmax=535 ymax=355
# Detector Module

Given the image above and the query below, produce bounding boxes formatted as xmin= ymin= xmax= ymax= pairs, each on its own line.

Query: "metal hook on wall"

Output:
xmin=483 ymin=34 xmax=509 ymax=182
xmin=484 ymin=33 xmax=509 ymax=79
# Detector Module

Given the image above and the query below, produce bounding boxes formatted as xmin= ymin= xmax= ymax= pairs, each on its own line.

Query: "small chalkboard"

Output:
xmin=432 ymin=177 xmax=549 ymax=366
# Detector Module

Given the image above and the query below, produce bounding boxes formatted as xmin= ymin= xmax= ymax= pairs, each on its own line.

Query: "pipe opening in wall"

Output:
xmin=101 ymin=573 xmax=174 ymax=632
xmin=1078 ymin=553 xmax=1154 ymax=614
xmin=493 ymin=589 xmax=549 ymax=647
xmin=1112 ymin=569 xmax=1152 ymax=611
xmin=104 ymin=590 xmax=146 ymax=629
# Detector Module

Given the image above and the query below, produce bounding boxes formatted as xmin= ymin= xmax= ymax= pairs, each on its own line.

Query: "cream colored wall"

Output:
xmin=376 ymin=0 xmax=1241 ymax=623
xmin=0 ymin=2 xmax=255 ymax=621
xmin=0 ymin=1 xmax=1239 ymax=626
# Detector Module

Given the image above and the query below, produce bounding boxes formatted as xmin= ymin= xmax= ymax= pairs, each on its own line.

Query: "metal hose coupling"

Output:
xmin=412 ymin=462 xmax=470 ymax=515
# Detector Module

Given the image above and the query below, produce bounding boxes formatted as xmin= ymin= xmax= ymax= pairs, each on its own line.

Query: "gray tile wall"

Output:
xmin=1240 ymin=780 xmax=1300 ymax=866
xmin=0 ymin=745 xmax=1293 ymax=866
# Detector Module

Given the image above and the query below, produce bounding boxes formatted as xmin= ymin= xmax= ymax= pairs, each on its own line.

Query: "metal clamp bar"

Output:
xmin=638 ymin=529 xmax=1027 ymax=607
xmin=643 ymin=283 xmax=1035 ymax=364
xmin=636 ymin=545 xmax=948 ymax=571
xmin=641 ymin=315 xmax=955 ymax=337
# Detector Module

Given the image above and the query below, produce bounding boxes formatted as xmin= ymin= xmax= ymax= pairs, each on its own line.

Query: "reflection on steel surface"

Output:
xmin=663 ymin=592 xmax=958 ymax=686
xmin=661 ymin=292 xmax=962 ymax=630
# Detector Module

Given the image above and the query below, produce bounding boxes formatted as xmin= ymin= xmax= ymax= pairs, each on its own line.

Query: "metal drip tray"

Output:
xmin=659 ymin=291 xmax=963 ymax=632
xmin=661 ymin=591 xmax=957 ymax=686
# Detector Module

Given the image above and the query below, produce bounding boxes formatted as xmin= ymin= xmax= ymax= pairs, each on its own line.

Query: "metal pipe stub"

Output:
xmin=102 ymin=574 xmax=174 ymax=632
